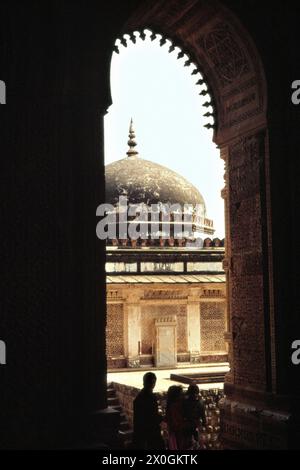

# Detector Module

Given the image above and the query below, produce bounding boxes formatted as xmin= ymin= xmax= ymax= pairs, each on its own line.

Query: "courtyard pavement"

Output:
xmin=108 ymin=363 xmax=230 ymax=393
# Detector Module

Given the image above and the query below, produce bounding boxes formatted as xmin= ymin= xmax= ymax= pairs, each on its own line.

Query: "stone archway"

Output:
xmin=2 ymin=0 xmax=299 ymax=451
xmin=109 ymin=0 xmax=284 ymax=449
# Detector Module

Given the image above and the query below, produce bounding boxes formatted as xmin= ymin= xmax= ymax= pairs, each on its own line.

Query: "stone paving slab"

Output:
xmin=108 ymin=363 xmax=230 ymax=393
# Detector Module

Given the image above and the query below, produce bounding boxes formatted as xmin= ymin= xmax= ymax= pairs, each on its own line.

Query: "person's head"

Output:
xmin=166 ymin=385 xmax=183 ymax=408
xmin=143 ymin=372 xmax=157 ymax=391
xmin=186 ymin=383 xmax=200 ymax=400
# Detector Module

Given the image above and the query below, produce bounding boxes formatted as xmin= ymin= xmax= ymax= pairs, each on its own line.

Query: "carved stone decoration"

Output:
xmin=229 ymin=136 xmax=262 ymax=208
xmin=200 ymin=302 xmax=226 ymax=353
xmin=121 ymin=0 xmax=266 ymax=141
xmin=106 ymin=304 xmax=124 ymax=357
xmin=201 ymin=289 xmax=225 ymax=298
xmin=198 ymin=24 xmax=250 ymax=86
xmin=127 ymin=358 xmax=141 ymax=368
xmin=143 ymin=289 xmax=186 ymax=300
xmin=227 ymin=131 xmax=268 ymax=391
xmin=190 ymin=354 xmax=201 ymax=364
xmin=107 ymin=289 xmax=123 ymax=301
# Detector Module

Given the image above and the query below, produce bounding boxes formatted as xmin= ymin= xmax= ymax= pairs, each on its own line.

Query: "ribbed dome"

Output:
xmin=105 ymin=157 xmax=206 ymax=208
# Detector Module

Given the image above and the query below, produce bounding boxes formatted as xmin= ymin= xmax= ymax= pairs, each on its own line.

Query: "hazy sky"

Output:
xmin=104 ymin=32 xmax=225 ymax=238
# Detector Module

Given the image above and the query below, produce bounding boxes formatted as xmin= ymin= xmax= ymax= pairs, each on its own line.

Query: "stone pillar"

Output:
xmin=220 ymin=146 xmax=234 ymax=382
xmin=219 ymin=133 xmax=292 ymax=449
xmin=125 ymin=293 xmax=142 ymax=368
xmin=187 ymin=292 xmax=201 ymax=363
xmin=0 ymin=106 xmax=122 ymax=449
xmin=0 ymin=0 xmax=126 ymax=447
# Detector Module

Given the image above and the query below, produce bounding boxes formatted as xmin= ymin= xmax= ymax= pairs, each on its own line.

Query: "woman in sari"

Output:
xmin=166 ymin=385 xmax=188 ymax=450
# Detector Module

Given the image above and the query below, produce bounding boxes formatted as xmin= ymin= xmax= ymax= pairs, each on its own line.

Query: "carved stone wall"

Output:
xmin=141 ymin=304 xmax=187 ymax=354
xmin=106 ymin=283 xmax=227 ymax=366
xmin=200 ymin=301 xmax=226 ymax=353
xmin=122 ymin=0 xmax=267 ymax=143
xmin=106 ymin=304 xmax=124 ymax=357
xmin=228 ymin=132 xmax=267 ymax=390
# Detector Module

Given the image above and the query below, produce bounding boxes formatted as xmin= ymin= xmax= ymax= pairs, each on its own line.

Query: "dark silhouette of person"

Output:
xmin=132 ymin=372 xmax=164 ymax=449
xmin=166 ymin=385 xmax=187 ymax=450
xmin=183 ymin=383 xmax=206 ymax=448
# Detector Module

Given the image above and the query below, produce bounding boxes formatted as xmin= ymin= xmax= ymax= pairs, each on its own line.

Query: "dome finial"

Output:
xmin=127 ymin=118 xmax=139 ymax=158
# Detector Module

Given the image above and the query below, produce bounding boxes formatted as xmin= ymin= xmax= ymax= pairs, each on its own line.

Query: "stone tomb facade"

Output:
xmin=106 ymin=246 xmax=227 ymax=369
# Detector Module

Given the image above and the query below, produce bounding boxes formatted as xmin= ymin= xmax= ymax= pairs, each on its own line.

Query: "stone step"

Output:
xmin=119 ymin=420 xmax=130 ymax=431
xmin=119 ymin=429 xmax=133 ymax=441
xmin=170 ymin=371 xmax=226 ymax=385
xmin=112 ymin=405 xmax=122 ymax=412
xmin=107 ymin=397 xmax=119 ymax=406
xmin=106 ymin=384 xmax=133 ymax=447
xmin=107 ymin=388 xmax=116 ymax=398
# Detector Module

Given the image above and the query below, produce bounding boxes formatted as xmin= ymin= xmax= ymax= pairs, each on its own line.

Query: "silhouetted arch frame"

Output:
xmin=113 ymin=30 xmax=219 ymax=130
xmin=111 ymin=0 xmax=268 ymax=144
xmin=107 ymin=0 xmax=275 ymax=447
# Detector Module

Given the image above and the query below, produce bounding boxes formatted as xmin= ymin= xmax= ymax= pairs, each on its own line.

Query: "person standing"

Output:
xmin=166 ymin=385 xmax=187 ymax=450
xmin=132 ymin=372 xmax=164 ymax=449
xmin=183 ymin=383 xmax=206 ymax=448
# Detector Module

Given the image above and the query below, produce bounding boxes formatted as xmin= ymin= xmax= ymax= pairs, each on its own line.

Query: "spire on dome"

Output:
xmin=126 ymin=118 xmax=139 ymax=158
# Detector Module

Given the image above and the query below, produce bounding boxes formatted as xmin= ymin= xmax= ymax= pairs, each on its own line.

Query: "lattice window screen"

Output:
xmin=106 ymin=304 xmax=124 ymax=357
xmin=200 ymin=302 xmax=226 ymax=352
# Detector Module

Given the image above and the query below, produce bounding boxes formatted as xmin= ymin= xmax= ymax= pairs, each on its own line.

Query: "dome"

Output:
xmin=105 ymin=157 xmax=206 ymax=208
xmin=105 ymin=120 xmax=206 ymax=210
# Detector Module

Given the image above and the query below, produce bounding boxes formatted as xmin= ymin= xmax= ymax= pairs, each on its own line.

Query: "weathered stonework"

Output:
xmin=122 ymin=0 xmax=267 ymax=143
xmin=2 ymin=0 xmax=299 ymax=451
xmin=220 ymin=395 xmax=290 ymax=449
xmin=106 ymin=281 xmax=227 ymax=369
xmin=228 ymin=132 xmax=267 ymax=390
xmin=200 ymin=302 xmax=226 ymax=353
xmin=111 ymin=381 xmax=225 ymax=450
xmin=118 ymin=0 xmax=290 ymax=450
xmin=106 ymin=304 xmax=124 ymax=357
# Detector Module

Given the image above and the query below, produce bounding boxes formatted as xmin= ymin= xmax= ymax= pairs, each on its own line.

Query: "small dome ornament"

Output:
xmin=126 ymin=118 xmax=139 ymax=158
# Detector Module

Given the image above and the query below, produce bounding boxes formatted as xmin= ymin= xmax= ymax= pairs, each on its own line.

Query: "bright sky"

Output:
xmin=104 ymin=32 xmax=225 ymax=239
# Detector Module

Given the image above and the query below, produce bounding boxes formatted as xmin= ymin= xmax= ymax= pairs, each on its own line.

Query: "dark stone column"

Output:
xmin=0 ymin=1 xmax=124 ymax=448
xmin=1 ymin=106 xmax=121 ymax=449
